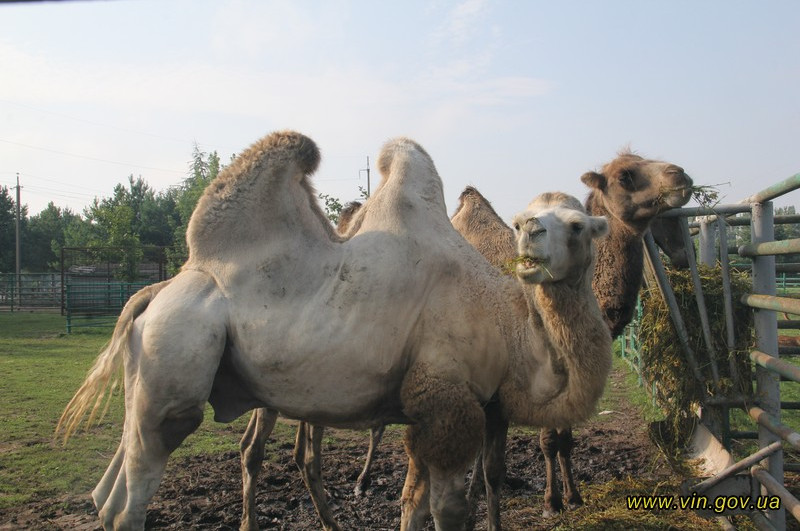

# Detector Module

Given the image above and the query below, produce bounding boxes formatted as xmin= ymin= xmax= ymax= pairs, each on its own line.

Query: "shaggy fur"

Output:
xmin=582 ymin=151 xmax=693 ymax=336
xmin=451 ymin=186 xmax=515 ymax=269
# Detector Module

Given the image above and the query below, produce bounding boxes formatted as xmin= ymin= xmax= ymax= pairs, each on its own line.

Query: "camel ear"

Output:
xmin=588 ymin=216 xmax=609 ymax=239
xmin=581 ymin=171 xmax=606 ymax=191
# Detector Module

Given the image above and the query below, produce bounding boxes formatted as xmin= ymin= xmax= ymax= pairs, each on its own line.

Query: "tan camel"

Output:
xmin=457 ymin=153 xmax=694 ymax=521
xmin=533 ymin=151 xmax=694 ymax=517
xmin=58 ymin=131 xmax=611 ymax=531
xmin=400 ymin=189 xmax=612 ymax=531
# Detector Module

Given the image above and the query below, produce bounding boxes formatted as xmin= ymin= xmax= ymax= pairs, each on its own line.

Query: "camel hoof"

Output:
xmin=567 ymin=500 xmax=584 ymax=511
xmin=541 ymin=508 xmax=560 ymax=518
xmin=354 ymin=480 xmax=370 ymax=497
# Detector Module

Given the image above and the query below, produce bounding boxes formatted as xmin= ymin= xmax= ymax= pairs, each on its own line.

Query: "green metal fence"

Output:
xmin=0 ymin=273 xmax=61 ymax=311
xmin=64 ymin=279 xmax=155 ymax=333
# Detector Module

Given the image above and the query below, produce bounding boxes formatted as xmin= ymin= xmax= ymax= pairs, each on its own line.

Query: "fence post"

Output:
xmin=699 ymin=218 xmax=717 ymax=266
xmin=751 ymin=201 xmax=784 ymax=528
xmin=65 ymin=282 xmax=71 ymax=334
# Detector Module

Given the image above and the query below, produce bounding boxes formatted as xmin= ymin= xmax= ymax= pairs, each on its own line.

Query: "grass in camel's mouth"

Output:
xmin=502 ymin=256 xmax=554 ymax=279
xmin=658 ymin=184 xmax=726 ymax=209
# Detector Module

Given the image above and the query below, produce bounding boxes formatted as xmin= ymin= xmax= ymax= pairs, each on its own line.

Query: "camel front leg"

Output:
xmin=465 ymin=453 xmax=483 ymax=531
xmin=556 ymin=427 xmax=584 ymax=509
xmin=401 ymin=452 xmax=432 ymax=531
xmin=293 ymin=422 xmax=341 ymax=531
xmin=354 ymin=425 xmax=386 ymax=496
xmin=400 ymin=365 xmax=485 ymax=531
xmin=481 ymin=401 xmax=508 ymax=531
xmin=540 ymin=428 xmax=563 ymax=517
xmin=240 ymin=408 xmax=278 ymax=531
xmin=428 ymin=465 xmax=471 ymax=531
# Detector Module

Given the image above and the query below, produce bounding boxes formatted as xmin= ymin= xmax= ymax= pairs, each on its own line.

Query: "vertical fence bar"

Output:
xmin=643 ymin=232 xmax=707 ymax=385
xmin=680 ymin=217 xmax=721 ymax=389
xmin=65 ymin=282 xmax=71 ymax=334
xmin=699 ymin=218 xmax=717 ymax=266
xmin=717 ymin=219 xmax=737 ymax=350
xmin=751 ymin=201 xmax=784 ymax=529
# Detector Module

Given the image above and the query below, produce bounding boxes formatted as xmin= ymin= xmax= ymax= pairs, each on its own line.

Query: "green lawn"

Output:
xmin=0 ymin=312 xmax=295 ymax=509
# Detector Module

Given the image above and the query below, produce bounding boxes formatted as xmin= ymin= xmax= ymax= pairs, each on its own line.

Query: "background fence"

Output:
xmin=0 ymin=246 xmax=170 ymax=332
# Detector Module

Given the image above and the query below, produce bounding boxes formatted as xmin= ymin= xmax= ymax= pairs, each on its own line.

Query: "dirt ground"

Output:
xmin=0 ymin=368 xmax=678 ymax=531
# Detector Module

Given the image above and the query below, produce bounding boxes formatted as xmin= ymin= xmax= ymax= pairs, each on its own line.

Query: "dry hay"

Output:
xmin=637 ymin=264 xmax=754 ymax=453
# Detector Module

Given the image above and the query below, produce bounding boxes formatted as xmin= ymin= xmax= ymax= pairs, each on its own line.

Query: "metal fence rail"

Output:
xmin=64 ymin=280 xmax=155 ymax=333
xmin=0 ymin=273 xmax=61 ymax=311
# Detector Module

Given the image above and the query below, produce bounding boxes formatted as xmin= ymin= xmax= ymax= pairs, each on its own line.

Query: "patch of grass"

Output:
xmin=609 ymin=344 xmax=665 ymax=424
xmin=542 ymin=477 xmax=755 ymax=531
xmin=0 ymin=313 xmax=287 ymax=509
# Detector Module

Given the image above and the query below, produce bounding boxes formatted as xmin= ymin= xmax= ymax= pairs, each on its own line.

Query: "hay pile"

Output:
xmin=637 ymin=265 xmax=754 ymax=448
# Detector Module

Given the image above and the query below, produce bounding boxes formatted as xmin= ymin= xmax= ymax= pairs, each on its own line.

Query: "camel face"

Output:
xmin=581 ymin=153 xmax=693 ymax=224
xmin=512 ymin=204 xmax=608 ymax=284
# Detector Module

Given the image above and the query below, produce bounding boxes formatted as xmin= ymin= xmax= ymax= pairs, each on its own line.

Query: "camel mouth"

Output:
xmin=658 ymin=185 xmax=693 ymax=208
xmin=512 ymin=255 xmax=553 ymax=279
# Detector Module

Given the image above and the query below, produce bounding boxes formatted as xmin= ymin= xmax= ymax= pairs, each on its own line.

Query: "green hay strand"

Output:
xmin=637 ymin=265 xmax=754 ymax=452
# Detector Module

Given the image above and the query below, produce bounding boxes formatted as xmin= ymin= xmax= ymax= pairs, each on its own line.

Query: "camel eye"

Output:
xmin=619 ymin=170 xmax=636 ymax=190
xmin=571 ymin=222 xmax=584 ymax=233
xmin=513 ymin=222 xmax=520 ymax=231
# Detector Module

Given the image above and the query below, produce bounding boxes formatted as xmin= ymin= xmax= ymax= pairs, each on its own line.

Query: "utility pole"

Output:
xmin=360 ymin=156 xmax=371 ymax=197
xmin=14 ymin=174 xmax=21 ymax=306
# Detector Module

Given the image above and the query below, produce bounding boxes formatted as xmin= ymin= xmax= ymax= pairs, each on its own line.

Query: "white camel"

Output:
xmin=58 ymin=131 xmax=611 ymax=531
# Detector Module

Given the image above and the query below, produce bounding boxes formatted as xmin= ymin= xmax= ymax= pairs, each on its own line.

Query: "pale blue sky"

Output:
xmin=1 ymin=0 xmax=798 ymax=221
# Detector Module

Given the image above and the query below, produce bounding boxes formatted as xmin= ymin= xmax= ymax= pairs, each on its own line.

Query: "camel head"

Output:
xmin=580 ymin=151 xmax=693 ymax=227
xmin=337 ymin=200 xmax=363 ymax=235
xmin=511 ymin=192 xmax=608 ymax=285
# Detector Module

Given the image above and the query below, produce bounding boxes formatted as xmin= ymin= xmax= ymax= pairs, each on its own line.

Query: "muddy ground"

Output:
xmin=0 ymin=369 xmax=687 ymax=531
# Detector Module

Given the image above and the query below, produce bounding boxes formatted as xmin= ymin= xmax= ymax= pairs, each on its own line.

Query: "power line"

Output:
xmin=0 ymin=138 xmax=185 ymax=174
xmin=0 ymin=98 xmax=202 ymax=146
xmin=17 ymin=171 xmax=110 ymax=194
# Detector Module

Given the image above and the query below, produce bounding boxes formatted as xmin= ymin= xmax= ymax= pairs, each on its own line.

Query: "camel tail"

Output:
xmin=55 ymin=280 xmax=171 ymax=444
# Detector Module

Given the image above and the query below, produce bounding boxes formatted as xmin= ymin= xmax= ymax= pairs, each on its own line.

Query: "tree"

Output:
xmin=319 ymin=186 xmax=369 ymax=225
xmin=166 ymin=144 xmax=222 ymax=274
xmin=0 ymin=186 xmax=16 ymax=272
xmin=774 ymin=206 xmax=799 ymax=264
xmin=22 ymin=202 xmax=78 ymax=272
xmin=318 ymin=193 xmax=343 ymax=224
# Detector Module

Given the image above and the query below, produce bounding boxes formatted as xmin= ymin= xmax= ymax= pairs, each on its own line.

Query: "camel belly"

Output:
xmin=212 ymin=306 xmax=414 ymax=427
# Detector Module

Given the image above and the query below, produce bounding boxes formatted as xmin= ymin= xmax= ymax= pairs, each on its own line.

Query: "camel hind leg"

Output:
xmin=240 ymin=408 xmax=278 ymax=531
xmin=92 ymin=280 xmax=228 ymax=530
xmin=556 ymin=428 xmax=583 ymax=509
xmin=540 ymin=428 xmax=563 ymax=517
xmin=95 ymin=401 xmax=206 ymax=530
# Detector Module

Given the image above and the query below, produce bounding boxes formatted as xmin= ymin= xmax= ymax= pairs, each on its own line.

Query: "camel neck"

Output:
xmin=501 ymin=279 xmax=611 ymax=429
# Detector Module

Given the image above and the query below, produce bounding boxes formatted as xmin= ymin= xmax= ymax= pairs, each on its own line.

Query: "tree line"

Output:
xmin=1 ymin=144 xmax=366 ymax=282
xmin=0 ymin=152 xmax=796 ymax=281
xmin=0 ymin=144 xmax=221 ymax=280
